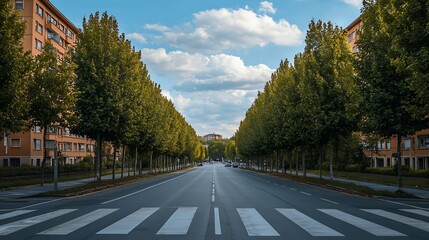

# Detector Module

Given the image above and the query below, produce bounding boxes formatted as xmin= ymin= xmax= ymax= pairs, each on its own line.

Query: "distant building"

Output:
xmin=203 ymin=133 xmax=223 ymax=142
xmin=0 ymin=0 xmax=94 ymax=167
xmin=346 ymin=16 xmax=429 ymax=170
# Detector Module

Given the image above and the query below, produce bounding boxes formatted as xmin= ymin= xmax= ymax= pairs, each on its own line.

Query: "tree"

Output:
xmin=29 ymin=43 xmax=76 ymax=185
xmin=299 ymin=20 xmax=359 ymax=179
xmin=390 ymin=0 xmax=429 ymax=119
xmin=357 ymin=0 xmax=428 ymax=189
xmin=73 ymin=12 xmax=124 ymax=181
xmin=0 ymin=0 xmax=32 ymax=133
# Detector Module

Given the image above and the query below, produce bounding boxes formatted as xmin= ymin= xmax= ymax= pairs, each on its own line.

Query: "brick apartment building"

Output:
xmin=346 ymin=16 xmax=429 ymax=170
xmin=0 ymin=0 xmax=94 ymax=167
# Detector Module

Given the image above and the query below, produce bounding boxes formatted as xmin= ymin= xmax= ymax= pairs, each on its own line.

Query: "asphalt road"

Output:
xmin=0 ymin=162 xmax=428 ymax=239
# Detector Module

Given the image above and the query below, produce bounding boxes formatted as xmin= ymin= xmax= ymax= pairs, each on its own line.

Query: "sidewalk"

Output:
xmin=285 ymin=171 xmax=429 ymax=199
xmin=0 ymin=171 xmax=147 ymax=200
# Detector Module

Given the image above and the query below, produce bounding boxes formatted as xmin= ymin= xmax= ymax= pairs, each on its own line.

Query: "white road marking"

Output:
xmin=0 ymin=210 xmax=34 ymax=220
xmin=0 ymin=209 xmax=76 ymax=236
xmin=102 ymin=171 xmax=193 ymax=204
xmin=40 ymin=209 xmax=118 ymax=235
xmin=157 ymin=207 xmax=197 ymax=235
xmin=320 ymin=198 xmax=338 ymax=204
xmin=237 ymin=208 xmax=279 ymax=236
xmin=214 ymin=207 xmax=221 ymax=235
xmin=300 ymin=191 xmax=312 ymax=196
xmin=378 ymin=199 xmax=429 ymax=210
xmin=363 ymin=209 xmax=429 ymax=232
xmin=212 ymin=195 xmax=215 ymax=202
xmin=400 ymin=209 xmax=429 ymax=218
xmin=212 ymin=189 xmax=215 ymax=194
xmin=290 ymin=188 xmax=296 ymax=191
xmin=319 ymin=209 xmax=405 ymax=236
xmin=276 ymin=208 xmax=343 ymax=236
xmin=97 ymin=207 xmax=159 ymax=234
xmin=18 ymin=198 xmax=65 ymax=210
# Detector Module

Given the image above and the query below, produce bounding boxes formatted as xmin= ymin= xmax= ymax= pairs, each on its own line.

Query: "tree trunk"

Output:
xmin=96 ymin=133 xmax=102 ymax=181
xmin=295 ymin=150 xmax=299 ymax=176
xmin=149 ymin=151 xmax=153 ymax=173
xmin=121 ymin=144 xmax=125 ymax=178
xmin=397 ymin=134 xmax=403 ymax=191
xmin=319 ymin=145 xmax=323 ymax=179
xmin=134 ymin=146 xmax=137 ymax=176
xmin=329 ymin=140 xmax=334 ymax=180
xmin=301 ymin=150 xmax=307 ymax=177
xmin=40 ymin=126 xmax=47 ymax=186
xmin=112 ymin=144 xmax=116 ymax=180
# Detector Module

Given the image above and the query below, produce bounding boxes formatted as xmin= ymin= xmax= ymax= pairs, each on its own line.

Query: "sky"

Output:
xmin=51 ymin=0 xmax=362 ymax=138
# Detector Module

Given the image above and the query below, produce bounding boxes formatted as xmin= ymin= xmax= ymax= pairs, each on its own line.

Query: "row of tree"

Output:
xmin=235 ymin=0 xmax=429 ymax=182
xmin=0 ymin=3 xmax=204 ymax=181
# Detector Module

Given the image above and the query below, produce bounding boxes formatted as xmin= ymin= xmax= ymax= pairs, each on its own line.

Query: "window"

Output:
xmin=47 ymin=14 xmax=58 ymax=26
xmin=418 ymin=136 xmax=429 ymax=149
xmin=36 ymin=4 xmax=43 ymax=18
xmin=59 ymin=24 xmax=65 ymax=32
xmin=11 ymin=139 xmax=21 ymax=148
xmin=73 ymin=143 xmax=77 ymax=151
xmin=35 ymin=38 xmax=42 ymax=50
xmin=404 ymin=139 xmax=412 ymax=149
xmin=386 ymin=139 xmax=391 ymax=150
xmin=352 ymin=45 xmax=359 ymax=53
xmin=58 ymin=128 xmax=63 ymax=137
xmin=33 ymin=126 xmax=42 ymax=133
xmin=66 ymin=29 xmax=74 ymax=40
xmin=87 ymin=144 xmax=94 ymax=152
xmin=15 ymin=0 xmax=24 ymax=9
xmin=64 ymin=128 xmax=70 ymax=136
xmin=47 ymin=126 xmax=56 ymax=134
xmin=33 ymin=139 xmax=42 ymax=150
xmin=35 ymin=21 xmax=43 ymax=34
xmin=79 ymin=143 xmax=85 ymax=152
xmin=65 ymin=143 xmax=72 ymax=152
xmin=10 ymin=158 xmax=20 ymax=167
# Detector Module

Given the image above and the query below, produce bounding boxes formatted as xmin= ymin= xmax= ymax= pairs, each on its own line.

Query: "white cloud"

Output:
xmin=125 ymin=33 xmax=146 ymax=44
xmin=141 ymin=48 xmax=273 ymax=91
xmin=259 ymin=1 xmax=276 ymax=14
xmin=149 ymin=7 xmax=302 ymax=52
xmin=340 ymin=0 xmax=362 ymax=8
xmin=144 ymin=24 xmax=170 ymax=32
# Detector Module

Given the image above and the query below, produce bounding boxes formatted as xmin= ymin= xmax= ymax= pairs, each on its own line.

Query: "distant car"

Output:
xmin=232 ymin=163 xmax=239 ymax=168
xmin=225 ymin=163 xmax=232 ymax=167
xmin=198 ymin=163 xmax=203 ymax=166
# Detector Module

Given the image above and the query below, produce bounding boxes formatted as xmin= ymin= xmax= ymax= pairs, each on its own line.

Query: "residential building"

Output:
xmin=0 ymin=0 xmax=94 ymax=167
xmin=346 ymin=16 xmax=429 ymax=170
xmin=203 ymin=133 xmax=223 ymax=142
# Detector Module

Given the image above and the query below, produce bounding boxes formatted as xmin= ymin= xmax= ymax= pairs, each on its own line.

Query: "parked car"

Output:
xmin=225 ymin=163 xmax=232 ymax=167
xmin=198 ymin=163 xmax=203 ymax=166
xmin=232 ymin=163 xmax=239 ymax=168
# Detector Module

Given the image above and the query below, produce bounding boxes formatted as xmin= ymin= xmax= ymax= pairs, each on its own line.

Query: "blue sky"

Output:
xmin=51 ymin=0 xmax=362 ymax=138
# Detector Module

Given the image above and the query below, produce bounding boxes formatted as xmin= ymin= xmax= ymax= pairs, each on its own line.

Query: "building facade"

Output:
xmin=346 ymin=16 xmax=429 ymax=170
xmin=0 ymin=0 xmax=94 ymax=167
xmin=203 ymin=133 xmax=223 ymax=142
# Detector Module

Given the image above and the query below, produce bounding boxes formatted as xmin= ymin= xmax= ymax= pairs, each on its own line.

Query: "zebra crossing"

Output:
xmin=0 ymin=206 xmax=428 ymax=238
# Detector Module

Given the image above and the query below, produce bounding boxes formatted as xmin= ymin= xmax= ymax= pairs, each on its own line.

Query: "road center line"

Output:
xmin=212 ymin=195 xmax=215 ymax=202
xmin=290 ymin=188 xmax=296 ymax=191
xmin=102 ymin=171 xmax=193 ymax=205
xmin=300 ymin=191 xmax=312 ymax=196
xmin=214 ymin=207 xmax=221 ymax=235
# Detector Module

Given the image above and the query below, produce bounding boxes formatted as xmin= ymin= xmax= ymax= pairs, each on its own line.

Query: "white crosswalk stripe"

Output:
xmin=97 ymin=207 xmax=159 ymax=234
xmin=400 ymin=209 xmax=429 ymax=218
xmin=363 ymin=209 xmax=429 ymax=232
xmin=0 ymin=209 xmax=76 ymax=236
xmin=40 ymin=209 xmax=118 ymax=235
xmin=277 ymin=208 xmax=343 ymax=236
xmin=238 ymin=208 xmax=279 ymax=236
xmin=319 ymin=209 xmax=405 ymax=236
xmin=1 ymin=207 xmax=429 ymax=237
xmin=157 ymin=207 xmax=197 ymax=235
xmin=0 ymin=210 xmax=35 ymax=221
